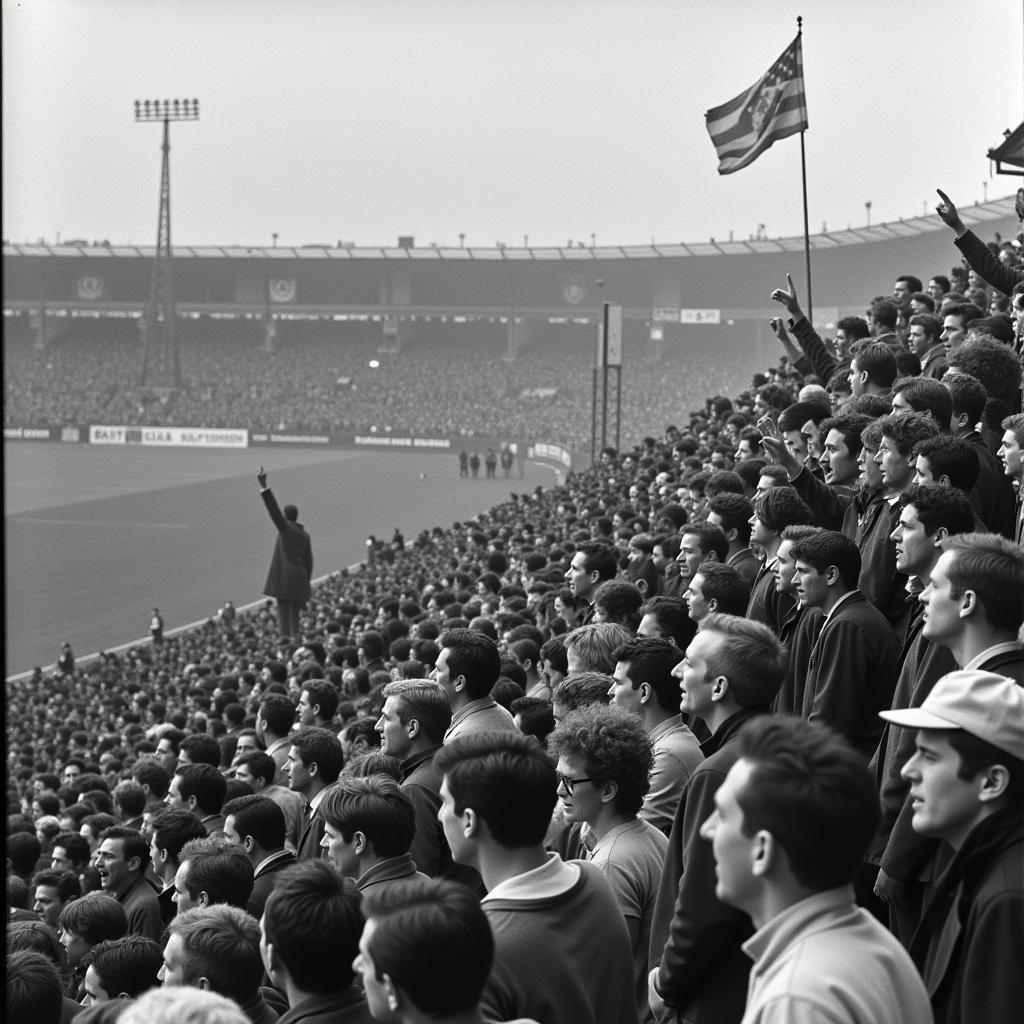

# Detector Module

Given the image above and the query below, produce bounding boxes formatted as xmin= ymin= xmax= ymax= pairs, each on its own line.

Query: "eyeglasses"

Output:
xmin=556 ymin=772 xmax=602 ymax=794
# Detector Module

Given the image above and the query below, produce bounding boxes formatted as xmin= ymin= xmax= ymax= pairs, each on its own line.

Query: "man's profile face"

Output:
xmin=874 ymin=435 xmax=914 ymax=491
xmin=699 ymin=758 xmax=759 ymax=911
xmin=940 ymin=315 xmax=965 ymax=350
xmin=820 ymin=428 xmax=857 ymax=487
xmin=352 ymin=920 xmax=395 ymax=1022
xmin=890 ymin=503 xmax=938 ymax=577
xmin=437 ymin=777 xmax=470 ymax=866
xmin=676 ymin=533 xmax=705 ymax=585
xmin=997 ymin=429 xmax=1023 ymax=480
xmin=919 ymin=550 xmax=965 ymax=644
xmin=33 ymin=884 xmax=63 ymax=927
xmin=773 ymin=540 xmax=799 ymax=595
xmin=95 ymin=838 xmax=133 ymax=891
xmin=158 ymin=932 xmax=189 ymax=987
xmin=685 ymin=574 xmax=712 ymax=623
xmin=792 ymin=559 xmax=829 ymax=610
xmin=608 ymin=661 xmax=642 ymax=715
xmin=297 ymin=690 xmax=317 ymax=727
xmin=847 ymin=359 xmax=866 ymax=397
xmin=375 ymin=697 xmax=411 ymax=760
xmin=907 ymin=323 xmax=933 ymax=358
xmin=900 ymin=729 xmax=989 ymax=848
xmin=83 ymin=965 xmax=113 ymax=1006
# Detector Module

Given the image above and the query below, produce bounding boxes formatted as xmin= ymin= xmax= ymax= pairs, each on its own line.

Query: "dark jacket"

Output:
xmin=955 ymin=229 xmax=1023 ymax=297
xmin=909 ymin=815 xmax=1024 ymax=1024
xmin=964 ymin=431 xmax=1017 ymax=540
xmin=801 ymin=590 xmax=900 ymax=758
xmin=650 ymin=707 xmax=768 ymax=1024
xmin=248 ymin=849 xmax=297 ymax=919
xmin=261 ymin=488 xmax=313 ymax=603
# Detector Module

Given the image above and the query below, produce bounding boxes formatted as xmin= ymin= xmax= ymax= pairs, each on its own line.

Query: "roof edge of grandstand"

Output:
xmin=4 ymin=196 xmax=1016 ymax=262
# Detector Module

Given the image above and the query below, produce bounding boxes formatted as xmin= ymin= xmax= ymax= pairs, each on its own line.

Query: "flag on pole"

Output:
xmin=705 ymin=35 xmax=808 ymax=175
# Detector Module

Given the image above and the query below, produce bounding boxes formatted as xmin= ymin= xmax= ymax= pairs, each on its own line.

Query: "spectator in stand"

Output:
xmin=871 ymin=485 xmax=974 ymax=940
xmin=705 ymin=493 xmax=758 ymax=584
xmin=745 ymin=486 xmax=813 ymax=633
xmin=158 ymin=905 xmax=278 ymax=1023
xmin=649 ymin=614 xmax=788 ymax=1024
xmin=285 ymin=726 xmax=344 ymax=862
xmin=94 ymin=826 xmax=162 ymax=943
xmin=8 ymin=950 xmax=64 ymax=1024
xmin=168 ymin=764 xmax=227 ymax=837
xmin=636 ymin=595 xmax=695 ymax=651
xmin=222 ymin=793 xmax=295 ymax=920
xmin=431 ymin=629 xmax=514 ymax=742
xmin=375 ymin=681 xmax=455 ymax=880
xmin=997 ymin=413 xmax=1024 ymax=544
xmin=173 ymin=836 xmax=255 ymax=914
xmin=149 ymin=807 xmax=206 ymax=925
xmin=881 ymin=671 xmax=1023 ymax=1024
xmin=936 ymin=188 xmax=1024 ymax=297
xmin=699 ymin=716 xmax=931 ymax=1024
xmin=319 ymin=775 xmax=427 ymax=895
xmin=789 ymin=531 xmax=899 ymax=759
xmin=944 ymin=373 xmax=1017 ymax=539
xmin=684 ymin=563 xmax=751 ymax=623
xmin=258 ymin=861 xmax=371 ymax=1024
xmin=82 ymin=935 xmax=162 ymax=1006
xmin=548 ymin=703 xmax=668 ymax=1023
xmin=608 ymin=636 xmax=703 ymax=835
xmin=435 ymin=731 xmax=635 ymax=1024
xmin=564 ymin=541 xmax=619 ymax=625
xmin=906 ymin=314 xmax=948 ymax=380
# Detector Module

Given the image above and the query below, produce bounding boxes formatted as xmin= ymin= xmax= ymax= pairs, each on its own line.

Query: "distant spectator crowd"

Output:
xmin=4 ymin=320 xmax=751 ymax=449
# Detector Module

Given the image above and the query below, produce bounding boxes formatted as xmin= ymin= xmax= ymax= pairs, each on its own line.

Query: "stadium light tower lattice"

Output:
xmin=134 ymin=98 xmax=200 ymax=389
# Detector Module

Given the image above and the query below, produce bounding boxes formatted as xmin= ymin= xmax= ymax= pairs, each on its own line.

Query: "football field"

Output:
xmin=4 ymin=442 xmax=555 ymax=677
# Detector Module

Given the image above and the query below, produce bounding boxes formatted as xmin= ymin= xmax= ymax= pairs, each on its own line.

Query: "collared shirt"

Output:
xmin=823 ymin=588 xmax=861 ymax=623
xmin=254 ymin=849 xmax=295 ymax=877
xmin=962 ymin=641 xmax=1024 ymax=670
xmin=640 ymin=717 xmax=702 ymax=834
xmin=483 ymin=851 xmax=580 ymax=903
xmin=741 ymin=886 xmax=932 ymax=1024
xmin=444 ymin=696 xmax=517 ymax=743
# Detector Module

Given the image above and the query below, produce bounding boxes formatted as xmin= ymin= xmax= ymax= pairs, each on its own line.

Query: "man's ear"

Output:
xmin=382 ymin=973 xmax=402 ymax=1014
xmin=751 ymin=830 xmax=776 ymax=877
xmin=978 ymin=764 xmax=1010 ymax=803
xmin=710 ymin=675 xmax=729 ymax=703
xmin=463 ymin=807 xmax=479 ymax=839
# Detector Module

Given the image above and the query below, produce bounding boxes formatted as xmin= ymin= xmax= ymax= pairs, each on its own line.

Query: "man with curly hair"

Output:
xmin=549 ymin=703 xmax=668 ymax=1024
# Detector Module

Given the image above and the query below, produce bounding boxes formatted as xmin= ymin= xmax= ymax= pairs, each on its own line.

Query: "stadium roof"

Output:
xmin=4 ymin=195 xmax=1017 ymax=262
xmin=988 ymin=123 xmax=1024 ymax=176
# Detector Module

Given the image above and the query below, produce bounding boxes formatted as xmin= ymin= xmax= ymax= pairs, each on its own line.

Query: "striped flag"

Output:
xmin=705 ymin=35 xmax=808 ymax=175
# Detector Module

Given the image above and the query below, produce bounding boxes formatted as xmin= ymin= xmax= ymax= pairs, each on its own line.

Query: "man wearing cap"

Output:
xmin=878 ymin=533 xmax=1024 ymax=938
xmin=880 ymin=671 xmax=1024 ymax=1024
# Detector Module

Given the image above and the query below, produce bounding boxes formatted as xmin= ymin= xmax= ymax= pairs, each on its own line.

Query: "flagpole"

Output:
xmin=798 ymin=15 xmax=813 ymax=323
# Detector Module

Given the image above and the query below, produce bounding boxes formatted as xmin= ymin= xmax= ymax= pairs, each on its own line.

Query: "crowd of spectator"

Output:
xmin=4 ymin=319 xmax=752 ymax=449
xmin=6 ymin=190 xmax=1024 ymax=1024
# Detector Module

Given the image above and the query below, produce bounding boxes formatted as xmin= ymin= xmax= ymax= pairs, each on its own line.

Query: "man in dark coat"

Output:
xmin=257 ymin=467 xmax=313 ymax=639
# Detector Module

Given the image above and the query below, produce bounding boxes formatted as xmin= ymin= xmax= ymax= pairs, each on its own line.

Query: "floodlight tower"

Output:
xmin=134 ymin=98 xmax=199 ymax=389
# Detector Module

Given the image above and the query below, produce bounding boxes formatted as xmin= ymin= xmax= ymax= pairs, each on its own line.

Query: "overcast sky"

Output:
xmin=4 ymin=0 xmax=1023 ymax=250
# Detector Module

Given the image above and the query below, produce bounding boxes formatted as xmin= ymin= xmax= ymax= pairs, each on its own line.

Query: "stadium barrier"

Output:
xmin=5 ymin=420 xmax=584 ymax=472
